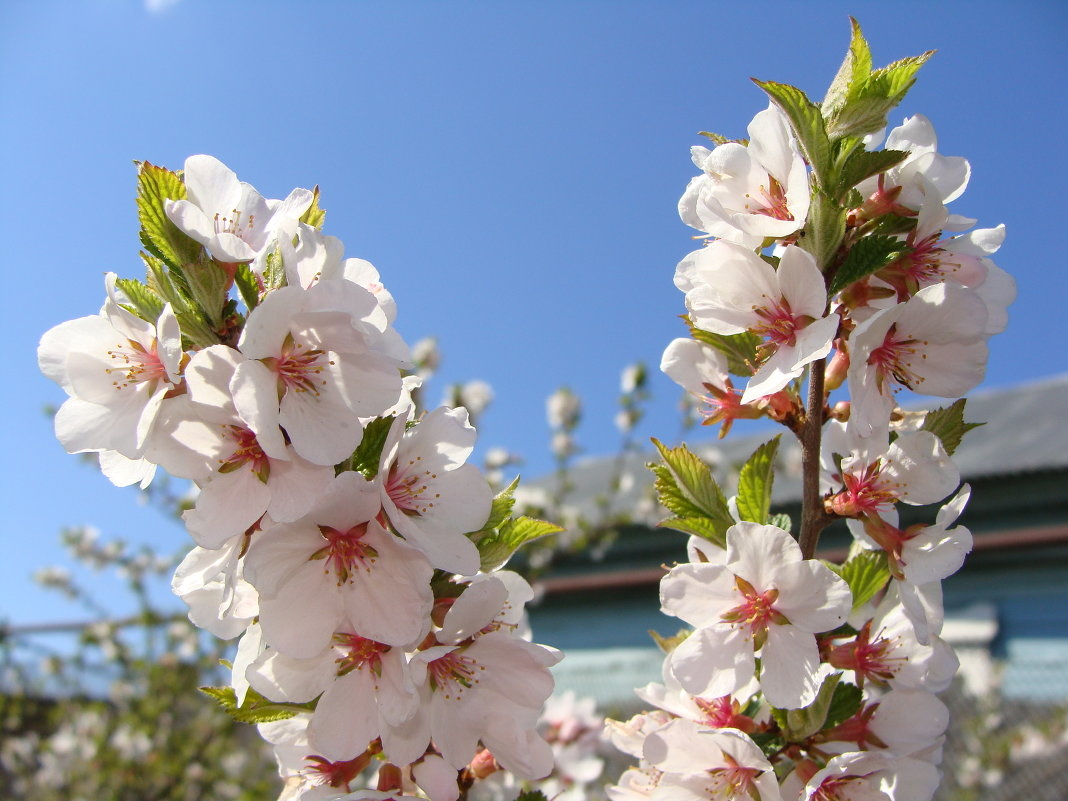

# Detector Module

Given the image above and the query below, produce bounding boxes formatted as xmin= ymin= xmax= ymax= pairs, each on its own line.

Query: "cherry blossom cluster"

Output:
xmin=38 ymin=155 xmax=562 ymax=801
xmin=611 ymin=21 xmax=1013 ymax=801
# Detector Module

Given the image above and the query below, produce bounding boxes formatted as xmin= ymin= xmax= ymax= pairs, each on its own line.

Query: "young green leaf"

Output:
xmin=752 ymin=80 xmax=832 ymax=187
xmin=338 ymin=415 xmax=396 ymax=479
xmin=651 ymin=439 xmax=733 ymax=526
xmin=826 ymin=51 xmax=935 ymax=139
xmin=833 ymin=148 xmax=909 ymax=199
xmin=182 ymin=258 xmax=231 ymax=327
xmin=736 ymin=435 xmax=781 ymax=525
xmin=114 ymin=277 xmax=165 ymax=323
xmin=827 ymin=550 xmax=890 ymax=610
xmin=657 ymin=515 xmax=727 ymax=549
xmin=920 ymin=398 xmax=984 ymax=456
xmin=299 ymin=185 xmax=326 ymax=229
xmin=779 ymin=672 xmax=843 ymax=741
xmin=823 ymin=680 xmax=864 ymax=730
xmin=513 ymin=792 xmax=550 ymax=801
xmin=234 ymin=263 xmax=261 ymax=311
xmin=198 ymin=685 xmax=315 ymax=724
xmin=685 ymin=318 xmax=759 ymax=377
xmin=768 ymin=512 xmax=792 ymax=534
xmin=821 ymin=17 xmax=872 ymax=118
xmin=649 ymin=627 xmax=691 ymax=654
xmin=477 ymin=515 xmax=562 ymax=573
xmin=136 ymin=161 xmax=202 ymax=270
xmin=828 ymin=234 xmax=911 ymax=295
xmin=465 ymin=477 xmax=520 ymax=542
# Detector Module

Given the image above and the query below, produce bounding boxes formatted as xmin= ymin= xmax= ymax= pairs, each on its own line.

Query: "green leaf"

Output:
xmin=698 ymin=131 xmax=730 ymax=145
xmin=649 ymin=628 xmax=691 ymax=654
xmin=768 ymin=512 xmax=792 ymax=533
xmin=834 ymin=148 xmax=909 ymax=198
xmin=778 ymin=673 xmax=843 ymax=741
xmin=650 ymin=439 xmax=733 ymax=526
xmin=182 ymin=258 xmax=231 ymax=327
xmin=823 ymin=681 xmax=864 ymax=730
xmin=797 ymin=189 xmax=847 ymax=272
xmin=657 ymin=516 xmax=727 ymax=549
xmin=198 ymin=685 xmax=314 ymax=724
xmin=821 ymin=17 xmax=872 ymax=118
xmin=753 ymin=79 xmax=832 ymax=186
xmin=749 ymin=731 xmax=787 ymax=758
xmin=262 ymin=245 xmax=287 ymax=293
xmin=686 ymin=318 xmax=759 ymax=376
xmin=828 ymin=234 xmax=910 ymax=295
xmin=339 ymin=415 xmax=395 ymax=478
xmin=466 ymin=477 xmax=520 ymax=541
xmin=299 ymin=185 xmax=326 ymax=229
xmin=136 ymin=161 xmax=202 ymax=269
xmin=827 ymin=550 xmax=890 ymax=611
xmin=114 ymin=277 xmax=165 ymax=323
xmin=736 ymin=435 xmax=780 ymax=525
xmin=478 ymin=516 xmax=563 ymax=572
xmin=826 ymin=51 xmax=935 ymax=139
xmin=234 ymin=263 xmax=261 ymax=311
xmin=141 ymin=252 xmax=219 ymax=348
xmin=920 ymin=398 xmax=984 ymax=456
xmin=513 ymin=792 xmax=550 ymax=801
xmin=868 ymin=213 xmax=918 ymax=237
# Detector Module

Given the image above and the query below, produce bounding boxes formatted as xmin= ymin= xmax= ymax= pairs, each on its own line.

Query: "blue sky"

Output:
xmin=3 ymin=0 xmax=1066 ymax=631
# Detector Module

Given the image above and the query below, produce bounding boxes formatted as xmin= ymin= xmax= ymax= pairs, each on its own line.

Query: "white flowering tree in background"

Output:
xmin=14 ymin=15 xmax=1052 ymax=801
xmin=606 ymin=19 xmax=1016 ymax=801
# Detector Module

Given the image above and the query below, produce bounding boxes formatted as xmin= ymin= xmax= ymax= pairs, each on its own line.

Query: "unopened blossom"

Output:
xmin=39 ymin=274 xmax=183 ymax=461
xmin=680 ymin=103 xmax=810 ymax=248
xmin=662 ymin=522 xmax=851 ymax=708
xmin=243 ymin=471 xmax=434 ymax=657
xmin=643 ymin=718 xmax=782 ymax=801
xmin=847 ymin=282 xmax=989 ymax=440
xmin=231 ymin=280 xmax=405 ymax=465
xmin=682 ymin=242 xmax=839 ymax=403
xmin=378 ymin=408 xmax=492 ymax=576
xmin=164 ymin=154 xmax=314 ymax=263
xmin=547 ymin=387 xmax=582 ymax=430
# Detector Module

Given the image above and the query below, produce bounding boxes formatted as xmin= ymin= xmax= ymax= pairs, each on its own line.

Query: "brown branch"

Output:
xmin=798 ymin=360 xmax=832 ymax=559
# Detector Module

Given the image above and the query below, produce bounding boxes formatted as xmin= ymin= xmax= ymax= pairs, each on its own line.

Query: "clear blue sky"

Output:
xmin=3 ymin=0 xmax=1066 ymax=630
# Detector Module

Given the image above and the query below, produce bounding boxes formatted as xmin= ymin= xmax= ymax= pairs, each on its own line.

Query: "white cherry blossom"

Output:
xmin=661 ymin=522 xmax=851 ymax=708
xmin=164 ymin=154 xmax=314 ymax=263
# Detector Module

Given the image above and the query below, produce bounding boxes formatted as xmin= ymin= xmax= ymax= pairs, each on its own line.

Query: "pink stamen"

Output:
xmin=218 ymin=425 xmax=269 ymax=478
xmin=314 ymin=523 xmax=377 ymax=584
xmin=105 ymin=339 xmax=167 ymax=390
xmin=385 ymin=458 xmax=440 ymax=516
xmin=333 ymin=633 xmax=390 ymax=676
xmin=428 ymin=650 xmax=482 ymax=700
xmin=867 ymin=324 xmax=928 ymax=393
xmin=263 ymin=334 xmax=331 ymax=396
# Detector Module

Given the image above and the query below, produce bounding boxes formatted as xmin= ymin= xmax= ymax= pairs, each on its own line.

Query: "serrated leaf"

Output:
xmin=136 ymin=162 xmax=202 ymax=269
xmin=698 ymin=131 xmax=731 ymax=145
xmin=829 ymin=234 xmax=910 ymax=295
xmin=183 ymin=258 xmax=231 ymax=327
xmin=834 ymin=148 xmax=909 ymax=198
xmin=779 ymin=673 xmax=843 ymax=741
xmin=466 ymin=477 xmax=519 ymax=541
xmin=749 ymin=731 xmax=787 ymax=758
xmin=827 ymin=51 xmax=935 ymax=139
xmin=299 ymin=185 xmax=326 ymax=229
xmin=797 ymin=189 xmax=847 ymax=271
xmin=736 ymin=435 xmax=780 ymax=525
xmin=686 ymin=318 xmax=759 ymax=376
xmin=142 ymin=252 xmax=219 ymax=348
xmin=234 ymin=263 xmax=261 ymax=311
xmin=827 ymin=550 xmax=890 ymax=611
xmin=869 ymin=213 xmax=918 ymax=237
xmin=114 ymin=277 xmax=165 ymax=323
xmin=339 ymin=416 xmax=395 ymax=479
xmin=753 ymin=80 xmax=832 ymax=186
xmin=822 ymin=17 xmax=872 ymax=118
xmin=651 ymin=439 xmax=733 ymax=527
xmin=262 ymin=246 xmax=286 ymax=293
xmin=478 ymin=515 xmax=562 ymax=572
xmin=920 ymin=398 xmax=983 ymax=456
xmin=823 ymin=681 xmax=864 ymax=731
xmin=657 ymin=516 xmax=727 ymax=549
xmin=649 ymin=628 xmax=691 ymax=654
xmin=198 ymin=684 xmax=314 ymax=724
xmin=768 ymin=512 xmax=792 ymax=533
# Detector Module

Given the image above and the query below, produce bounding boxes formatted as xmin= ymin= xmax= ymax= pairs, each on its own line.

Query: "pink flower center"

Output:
xmin=428 ymin=650 xmax=482 ymax=700
xmin=828 ymin=461 xmax=900 ymax=518
xmin=105 ymin=339 xmax=168 ymax=390
xmin=314 ymin=523 xmax=377 ymax=585
xmin=721 ymin=576 xmax=787 ymax=642
xmin=745 ymin=177 xmax=793 ymax=221
xmin=694 ymin=696 xmax=753 ymax=733
xmin=707 ymin=754 xmax=762 ymax=799
xmin=867 ymin=324 xmax=929 ymax=393
xmin=218 ymin=425 xmax=269 ymax=479
xmin=304 ymin=754 xmax=367 ymax=789
xmin=385 ymin=458 xmax=440 ymax=516
xmin=751 ymin=297 xmax=806 ymax=350
xmin=263 ymin=333 xmax=331 ymax=396
xmin=810 ymin=774 xmax=873 ymax=801
xmin=828 ymin=621 xmax=904 ymax=685
xmin=333 ymin=633 xmax=390 ymax=676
